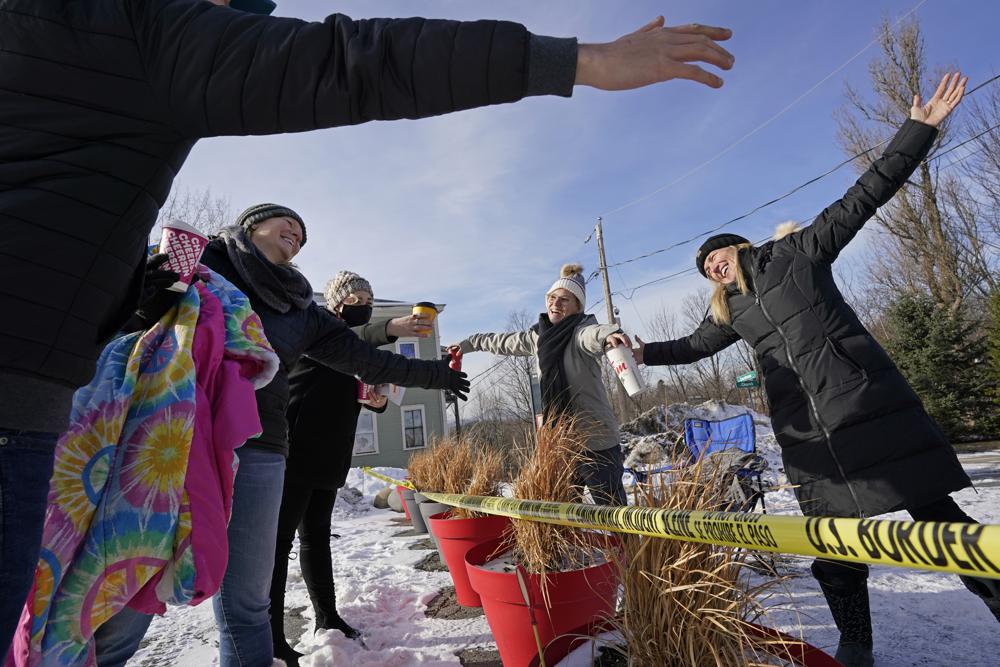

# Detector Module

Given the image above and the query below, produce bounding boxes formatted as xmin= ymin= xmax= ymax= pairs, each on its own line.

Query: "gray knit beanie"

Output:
xmin=325 ymin=271 xmax=373 ymax=310
xmin=547 ymin=263 xmax=586 ymax=309
xmin=235 ymin=203 xmax=307 ymax=246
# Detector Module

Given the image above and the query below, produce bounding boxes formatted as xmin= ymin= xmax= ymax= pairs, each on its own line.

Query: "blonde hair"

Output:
xmin=708 ymin=222 xmax=802 ymax=325
xmin=708 ymin=243 xmax=753 ymax=325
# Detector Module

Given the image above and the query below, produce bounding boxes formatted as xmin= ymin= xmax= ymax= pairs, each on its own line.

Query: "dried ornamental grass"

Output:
xmin=406 ymin=439 xmax=451 ymax=493
xmin=509 ymin=417 xmax=594 ymax=576
xmin=451 ymin=445 xmax=506 ymax=519
xmin=610 ymin=454 xmax=793 ymax=667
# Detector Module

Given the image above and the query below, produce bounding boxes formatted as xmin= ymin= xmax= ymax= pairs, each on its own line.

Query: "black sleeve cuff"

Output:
xmin=884 ymin=118 xmax=938 ymax=158
xmin=525 ymin=34 xmax=578 ymax=98
xmin=643 ymin=342 xmax=666 ymax=366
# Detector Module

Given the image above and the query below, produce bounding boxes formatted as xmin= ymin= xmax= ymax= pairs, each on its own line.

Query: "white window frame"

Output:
xmin=401 ymin=404 xmax=427 ymax=450
xmin=352 ymin=410 xmax=380 ymax=456
xmin=396 ymin=338 xmax=420 ymax=360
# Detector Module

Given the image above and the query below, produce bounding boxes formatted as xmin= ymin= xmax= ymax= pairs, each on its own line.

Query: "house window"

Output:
xmin=396 ymin=339 xmax=419 ymax=360
xmin=353 ymin=411 xmax=379 ymax=455
xmin=401 ymin=406 xmax=426 ymax=450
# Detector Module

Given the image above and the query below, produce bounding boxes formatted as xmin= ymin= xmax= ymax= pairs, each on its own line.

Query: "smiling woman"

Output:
xmin=634 ymin=73 xmax=1000 ymax=667
xmin=93 ymin=204 xmax=470 ymax=667
xmin=450 ymin=264 xmax=633 ymax=506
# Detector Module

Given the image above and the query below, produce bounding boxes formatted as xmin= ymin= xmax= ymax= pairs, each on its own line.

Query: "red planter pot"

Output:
xmin=427 ymin=511 xmax=511 ymax=607
xmin=744 ymin=622 xmax=842 ymax=667
xmin=465 ymin=536 xmax=619 ymax=667
xmin=397 ymin=486 xmax=411 ymax=520
xmin=525 ymin=621 xmax=841 ymax=667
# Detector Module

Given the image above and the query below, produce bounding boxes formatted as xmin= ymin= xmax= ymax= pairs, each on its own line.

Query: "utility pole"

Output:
xmin=594 ymin=218 xmax=619 ymax=327
xmin=452 ymin=398 xmax=462 ymax=438
xmin=594 ymin=218 xmax=629 ymax=419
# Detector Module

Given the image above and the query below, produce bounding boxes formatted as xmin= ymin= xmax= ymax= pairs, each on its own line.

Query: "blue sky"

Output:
xmin=173 ymin=0 xmax=1000 ymax=384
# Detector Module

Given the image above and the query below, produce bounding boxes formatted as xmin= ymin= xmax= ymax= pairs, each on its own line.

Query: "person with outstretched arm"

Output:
xmin=634 ymin=74 xmax=998 ymax=666
xmin=0 ymin=1 xmax=735 ymax=658
xmin=91 ymin=205 xmax=466 ymax=666
xmin=450 ymin=264 xmax=631 ymax=505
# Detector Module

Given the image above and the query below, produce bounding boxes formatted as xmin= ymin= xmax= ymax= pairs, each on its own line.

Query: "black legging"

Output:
xmin=270 ymin=470 xmax=340 ymax=642
xmin=812 ymin=495 xmax=978 ymax=589
xmin=577 ymin=445 xmax=627 ymax=505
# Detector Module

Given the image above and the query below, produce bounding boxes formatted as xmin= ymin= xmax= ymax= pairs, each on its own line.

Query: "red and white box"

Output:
xmin=159 ymin=220 xmax=209 ymax=292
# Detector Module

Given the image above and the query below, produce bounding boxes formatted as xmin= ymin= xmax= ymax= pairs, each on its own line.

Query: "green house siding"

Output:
xmin=349 ymin=302 xmax=449 ymax=470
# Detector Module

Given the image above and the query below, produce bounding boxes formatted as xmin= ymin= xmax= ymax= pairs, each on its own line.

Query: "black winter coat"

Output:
xmin=201 ymin=240 xmax=448 ymax=456
xmin=644 ymin=120 xmax=971 ymax=518
xmin=0 ymin=0 xmax=571 ymax=432
xmin=285 ymin=355 xmax=387 ymax=490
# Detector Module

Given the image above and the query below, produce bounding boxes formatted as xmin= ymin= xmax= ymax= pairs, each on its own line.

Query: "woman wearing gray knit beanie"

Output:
xmin=269 ymin=269 xmax=433 ymax=662
xmin=449 ymin=263 xmax=632 ymax=505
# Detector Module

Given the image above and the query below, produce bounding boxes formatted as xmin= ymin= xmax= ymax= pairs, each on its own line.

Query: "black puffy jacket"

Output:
xmin=285 ymin=355 xmax=386 ymax=490
xmin=201 ymin=240 xmax=449 ymax=456
xmin=0 ymin=0 xmax=574 ymax=431
xmin=644 ymin=120 xmax=971 ymax=518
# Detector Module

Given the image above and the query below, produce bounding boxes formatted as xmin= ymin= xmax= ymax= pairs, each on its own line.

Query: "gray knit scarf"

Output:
xmin=215 ymin=225 xmax=314 ymax=313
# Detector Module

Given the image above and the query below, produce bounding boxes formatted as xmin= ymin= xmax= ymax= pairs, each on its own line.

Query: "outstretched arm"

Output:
xmin=453 ymin=331 xmax=538 ymax=357
xmin=637 ymin=317 xmax=740 ymax=366
xmin=789 ymin=72 xmax=966 ymax=263
xmin=306 ymin=307 xmax=469 ymax=399
xmin=129 ymin=3 xmax=734 ymax=138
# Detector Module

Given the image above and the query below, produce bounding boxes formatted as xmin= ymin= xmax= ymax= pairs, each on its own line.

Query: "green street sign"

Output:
xmin=736 ymin=370 xmax=760 ymax=389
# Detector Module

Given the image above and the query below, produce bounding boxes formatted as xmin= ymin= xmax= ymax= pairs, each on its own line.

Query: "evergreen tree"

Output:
xmin=884 ymin=293 xmax=997 ymax=440
xmin=988 ymin=290 xmax=1000 ymax=407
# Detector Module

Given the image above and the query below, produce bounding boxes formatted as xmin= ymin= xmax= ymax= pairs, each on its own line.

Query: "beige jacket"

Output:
xmin=459 ymin=314 xmax=621 ymax=451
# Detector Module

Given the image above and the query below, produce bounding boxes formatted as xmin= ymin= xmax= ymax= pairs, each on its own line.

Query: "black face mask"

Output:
xmin=340 ymin=304 xmax=373 ymax=327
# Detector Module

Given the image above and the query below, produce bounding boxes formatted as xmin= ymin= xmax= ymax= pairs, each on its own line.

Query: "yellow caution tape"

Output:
xmin=363 ymin=469 xmax=1000 ymax=580
xmin=362 ymin=467 xmax=415 ymax=490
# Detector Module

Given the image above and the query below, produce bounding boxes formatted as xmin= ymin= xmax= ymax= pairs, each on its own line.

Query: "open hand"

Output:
xmin=911 ymin=72 xmax=967 ymax=128
xmin=633 ymin=336 xmax=646 ymax=365
xmin=576 ymin=17 xmax=734 ymax=91
xmin=447 ymin=367 xmax=470 ymax=401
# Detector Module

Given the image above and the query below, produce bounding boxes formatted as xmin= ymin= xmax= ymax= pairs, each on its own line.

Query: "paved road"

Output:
xmin=959 ymin=451 xmax=1000 ymax=487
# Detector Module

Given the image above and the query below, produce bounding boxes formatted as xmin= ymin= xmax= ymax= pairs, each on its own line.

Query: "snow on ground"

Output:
xmin=128 ymin=434 xmax=1000 ymax=666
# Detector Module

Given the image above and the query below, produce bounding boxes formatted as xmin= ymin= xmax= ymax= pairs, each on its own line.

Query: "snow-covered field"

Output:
xmin=126 ymin=412 xmax=1000 ymax=666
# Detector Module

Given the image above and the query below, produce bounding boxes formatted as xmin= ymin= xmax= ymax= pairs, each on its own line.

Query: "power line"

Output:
xmin=469 ymin=357 xmax=508 ymax=385
xmin=599 ymin=74 xmax=1000 ymax=273
xmin=591 ymin=128 xmax=996 ymax=306
xmin=592 ymin=0 xmax=931 ymax=223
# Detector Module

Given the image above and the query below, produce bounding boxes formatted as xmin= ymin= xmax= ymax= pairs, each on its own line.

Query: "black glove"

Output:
xmin=123 ymin=253 xmax=182 ymax=332
xmin=445 ymin=365 xmax=470 ymax=401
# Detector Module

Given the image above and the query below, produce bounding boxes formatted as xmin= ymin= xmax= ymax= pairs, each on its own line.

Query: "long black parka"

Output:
xmin=644 ymin=119 xmax=971 ymax=518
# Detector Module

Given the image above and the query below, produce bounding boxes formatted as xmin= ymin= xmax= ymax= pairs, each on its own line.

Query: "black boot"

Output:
xmin=272 ymin=635 xmax=304 ymax=667
xmin=315 ymin=608 xmax=361 ymax=640
xmin=960 ymin=575 xmax=1000 ymax=624
xmin=270 ymin=556 xmax=304 ymax=665
xmin=812 ymin=560 xmax=873 ymax=667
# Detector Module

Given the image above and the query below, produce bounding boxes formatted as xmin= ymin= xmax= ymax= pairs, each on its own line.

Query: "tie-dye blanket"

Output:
xmin=9 ymin=267 xmax=277 ymax=666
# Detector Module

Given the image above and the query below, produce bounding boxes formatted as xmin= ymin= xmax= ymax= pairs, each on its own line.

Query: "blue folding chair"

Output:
xmin=684 ymin=413 xmax=767 ymax=512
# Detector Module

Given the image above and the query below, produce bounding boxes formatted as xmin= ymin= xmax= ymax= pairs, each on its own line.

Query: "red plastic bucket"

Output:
xmin=427 ymin=511 xmax=511 ymax=607
xmin=465 ymin=536 xmax=619 ymax=667
xmin=525 ymin=621 xmax=841 ymax=666
xmin=397 ymin=486 xmax=411 ymax=520
xmin=745 ymin=622 xmax=842 ymax=666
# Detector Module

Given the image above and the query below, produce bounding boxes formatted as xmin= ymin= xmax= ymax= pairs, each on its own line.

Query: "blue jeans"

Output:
xmin=0 ymin=429 xmax=58 ymax=662
xmin=95 ymin=448 xmax=286 ymax=667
